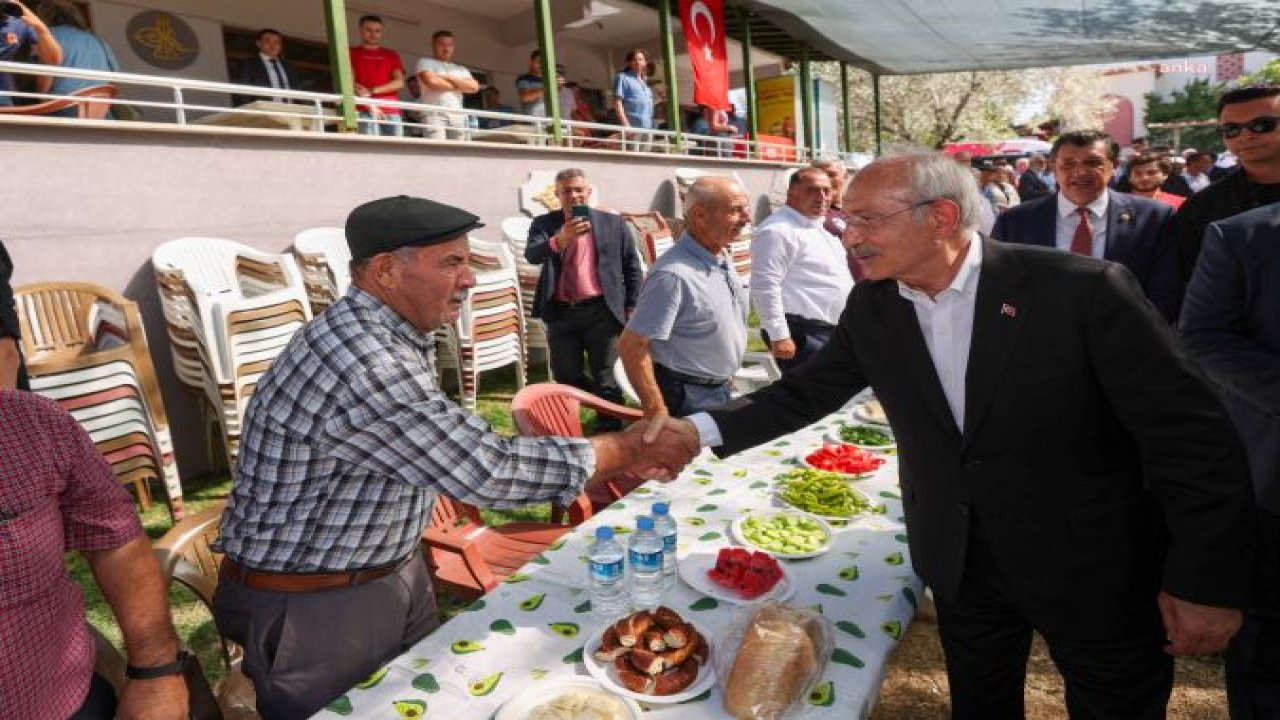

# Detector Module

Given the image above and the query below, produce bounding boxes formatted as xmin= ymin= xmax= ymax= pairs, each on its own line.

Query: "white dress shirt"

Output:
xmin=691 ymin=233 xmax=983 ymax=445
xmin=261 ymin=53 xmax=289 ymax=90
xmin=1055 ymin=191 xmax=1109 ymax=259
xmin=1184 ymin=172 xmax=1209 ymax=193
xmin=750 ymin=204 xmax=855 ymax=341
xmin=895 ymin=232 xmax=983 ymax=430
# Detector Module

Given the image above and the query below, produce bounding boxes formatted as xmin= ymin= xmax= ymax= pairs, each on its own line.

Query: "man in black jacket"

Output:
xmin=651 ymin=152 xmax=1254 ymax=719
xmin=233 ymin=29 xmax=301 ymax=106
xmin=0 ymin=240 xmax=26 ymax=390
xmin=1173 ymin=85 xmax=1280 ymax=282
xmin=525 ymin=169 xmax=643 ymax=419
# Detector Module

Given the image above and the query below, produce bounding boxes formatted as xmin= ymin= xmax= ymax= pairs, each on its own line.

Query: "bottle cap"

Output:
xmin=636 ymin=516 xmax=654 ymax=531
xmin=652 ymin=502 xmax=669 ymax=515
xmin=596 ymin=526 xmax=614 ymax=540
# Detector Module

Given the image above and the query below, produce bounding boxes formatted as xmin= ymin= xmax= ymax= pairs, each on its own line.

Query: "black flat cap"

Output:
xmin=345 ymin=195 xmax=484 ymax=260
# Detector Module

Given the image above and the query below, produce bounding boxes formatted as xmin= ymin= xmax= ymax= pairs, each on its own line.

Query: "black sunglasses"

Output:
xmin=1221 ymin=116 xmax=1280 ymax=139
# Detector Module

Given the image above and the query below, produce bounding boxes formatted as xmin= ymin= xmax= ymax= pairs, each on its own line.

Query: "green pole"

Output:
xmin=738 ymin=8 xmax=758 ymax=156
xmin=323 ymin=0 xmax=357 ymax=131
xmin=872 ymin=72 xmax=883 ymax=156
xmin=800 ymin=47 xmax=815 ymax=159
xmin=533 ymin=0 xmax=562 ymax=145
xmin=658 ymin=0 xmax=683 ymax=152
xmin=840 ymin=62 xmax=851 ymax=154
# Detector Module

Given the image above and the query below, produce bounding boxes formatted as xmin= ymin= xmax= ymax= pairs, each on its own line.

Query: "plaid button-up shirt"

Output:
xmin=216 ymin=287 xmax=594 ymax=573
xmin=0 ymin=390 xmax=143 ymax=720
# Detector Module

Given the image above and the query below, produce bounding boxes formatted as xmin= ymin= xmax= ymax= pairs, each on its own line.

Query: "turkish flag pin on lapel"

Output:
xmin=1000 ymin=303 xmax=1017 ymax=318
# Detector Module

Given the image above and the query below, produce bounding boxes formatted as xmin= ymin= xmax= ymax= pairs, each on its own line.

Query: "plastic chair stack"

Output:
xmin=291 ymin=226 xmax=351 ymax=313
xmin=730 ymin=224 xmax=754 ymax=286
xmin=622 ymin=211 xmax=675 ymax=268
xmin=14 ymin=281 xmax=185 ymax=520
xmin=439 ymin=242 xmax=527 ymax=410
xmin=500 ymin=216 xmax=550 ymax=373
xmin=152 ymin=238 xmax=312 ymax=468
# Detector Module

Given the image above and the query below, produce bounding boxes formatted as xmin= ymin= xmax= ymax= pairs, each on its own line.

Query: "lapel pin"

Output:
xmin=1000 ymin=303 xmax=1017 ymax=318
xmin=1119 ymin=211 xmax=1132 ymax=224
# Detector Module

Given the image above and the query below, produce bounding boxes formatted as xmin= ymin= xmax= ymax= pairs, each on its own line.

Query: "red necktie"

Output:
xmin=1071 ymin=207 xmax=1093 ymax=256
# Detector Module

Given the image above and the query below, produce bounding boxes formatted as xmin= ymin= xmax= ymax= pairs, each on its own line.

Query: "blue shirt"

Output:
xmin=515 ymin=73 xmax=545 ymax=116
xmin=0 ymin=17 xmax=38 ymax=105
xmin=46 ymin=26 xmax=119 ymax=117
xmin=626 ymin=233 xmax=748 ymax=382
xmin=612 ymin=69 xmax=653 ymax=129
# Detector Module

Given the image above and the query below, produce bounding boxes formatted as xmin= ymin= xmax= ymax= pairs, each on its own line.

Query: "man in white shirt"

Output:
xmin=750 ymin=168 xmax=853 ymax=374
xmin=414 ymin=30 xmax=479 ymax=140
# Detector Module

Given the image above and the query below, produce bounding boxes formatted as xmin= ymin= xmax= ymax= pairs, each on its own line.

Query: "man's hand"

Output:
xmin=1157 ymin=590 xmax=1242 ymax=655
xmin=117 ymin=676 xmax=188 ymax=720
xmin=558 ymin=218 xmax=590 ymax=248
xmin=624 ymin=418 xmax=698 ymax=479
xmin=770 ymin=338 xmax=796 ymax=360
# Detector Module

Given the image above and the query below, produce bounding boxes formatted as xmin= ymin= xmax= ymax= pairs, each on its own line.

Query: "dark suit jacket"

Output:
xmin=1161 ymin=173 xmax=1195 ymax=198
xmin=709 ymin=240 xmax=1254 ymax=637
xmin=1181 ymin=203 xmax=1280 ymax=515
xmin=991 ymin=190 xmax=1182 ymax=323
xmin=1016 ymin=170 xmax=1051 ymax=201
xmin=233 ymin=56 xmax=301 ymax=107
xmin=524 ymin=208 xmax=643 ymax=327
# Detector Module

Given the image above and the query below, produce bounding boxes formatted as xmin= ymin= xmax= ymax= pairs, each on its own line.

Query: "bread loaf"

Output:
xmin=722 ymin=604 xmax=821 ymax=719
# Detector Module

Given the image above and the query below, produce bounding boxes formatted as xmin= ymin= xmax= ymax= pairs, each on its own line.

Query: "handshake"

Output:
xmin=591 ymin=415 xmax=702 ymax=484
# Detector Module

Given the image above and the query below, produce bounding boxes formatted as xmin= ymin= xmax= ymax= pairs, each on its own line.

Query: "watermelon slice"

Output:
xmin=708 ymin=548 xmax=784 ymax=599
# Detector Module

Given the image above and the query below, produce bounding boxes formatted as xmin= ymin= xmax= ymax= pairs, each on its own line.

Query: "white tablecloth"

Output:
xmin=316 ymin=404 xmax=921 ymax=719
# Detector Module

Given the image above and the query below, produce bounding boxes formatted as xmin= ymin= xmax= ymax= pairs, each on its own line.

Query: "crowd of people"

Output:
xmin=2 ymin=28 xmax=1278 ymax=714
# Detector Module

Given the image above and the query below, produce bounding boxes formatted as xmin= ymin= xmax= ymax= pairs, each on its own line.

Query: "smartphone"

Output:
xmin=571 ymin=204 xmax=591 ymax=222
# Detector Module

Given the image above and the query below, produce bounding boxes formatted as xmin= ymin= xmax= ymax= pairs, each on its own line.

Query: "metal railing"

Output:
xmin=0 ymin=61 xmax=814 ymax=162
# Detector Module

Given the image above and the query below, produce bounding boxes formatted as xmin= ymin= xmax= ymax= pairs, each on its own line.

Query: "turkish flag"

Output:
xmin=679 ymin=0 xmax=729 ymax=110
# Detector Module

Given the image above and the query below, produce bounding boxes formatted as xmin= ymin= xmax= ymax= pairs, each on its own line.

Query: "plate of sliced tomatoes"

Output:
xmin=800 ymin=443 xmax=886 ymax=477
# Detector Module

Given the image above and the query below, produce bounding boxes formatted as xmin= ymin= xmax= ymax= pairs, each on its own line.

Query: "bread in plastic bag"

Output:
xmin=716 ymin=601 xmax=833 ymax=720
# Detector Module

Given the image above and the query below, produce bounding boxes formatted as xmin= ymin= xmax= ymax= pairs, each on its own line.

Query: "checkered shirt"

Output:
xmin=216 ymin=287 xmax=595 ymax=573
xmin=0 ymin=390 xmax=144 ymax=720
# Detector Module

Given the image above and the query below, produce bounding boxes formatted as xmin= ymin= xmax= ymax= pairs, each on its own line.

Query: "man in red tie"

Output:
xmin=991 ymin=130 xmax=1183 ymax=323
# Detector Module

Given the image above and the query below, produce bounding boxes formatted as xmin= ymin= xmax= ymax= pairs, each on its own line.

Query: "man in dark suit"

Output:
xmin=1015 ymin=152 xmax=1053 ymax=201
xmin=651 ymin=153 xmax=1254 ymax=719
xmin=525 ymin=168 xmax=643 ymax=420
xmin=991 ymin=130 xmax=1183 ymax=323
xmin=233 ymin=28 xmax=300 ymax=107
xmin=1181 ymin=204 xmax=1280 ymax=720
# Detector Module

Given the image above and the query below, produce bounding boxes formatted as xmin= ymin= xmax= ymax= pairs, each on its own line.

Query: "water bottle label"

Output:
xmin=630 ymin=549 xmax=662 ymax=572
xmin=591 ymin=559 xmax=623 ymax=583
xmin=662 ymin=535 xmax=676 ymax=554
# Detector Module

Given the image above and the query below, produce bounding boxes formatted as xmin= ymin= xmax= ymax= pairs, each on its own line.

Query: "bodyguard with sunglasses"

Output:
xmin=1173 ymin=85 xmax=1280 ymax=283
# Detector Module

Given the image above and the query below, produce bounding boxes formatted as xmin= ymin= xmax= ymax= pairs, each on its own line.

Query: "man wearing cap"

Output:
xmin=212 ymin=196 xmax=697 ymax=719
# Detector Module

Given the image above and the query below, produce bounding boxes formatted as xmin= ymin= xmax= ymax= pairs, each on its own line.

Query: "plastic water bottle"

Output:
xmin=588 ymin=527 xmax=628 ymax=620
xmin=628 ymin=516 xmax=664 ymax=610
xmin=651 ymin=502 xmax=678 ymax=590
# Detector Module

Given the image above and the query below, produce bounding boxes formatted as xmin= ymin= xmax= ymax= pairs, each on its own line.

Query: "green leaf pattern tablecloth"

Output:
xmin=317 ymin=403 xmax=922 ymax=719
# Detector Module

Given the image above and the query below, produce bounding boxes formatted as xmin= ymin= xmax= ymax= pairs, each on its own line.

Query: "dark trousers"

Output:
xmin=212 ymin=551 xmax=439 ymax=720
xmin=761 ymin=315 xmax=835 ymax=376
xmin=653 ymin=364 xmax=731 ymax=417
xmin=935 ymin=521 xmax=1172 ymax=720
xmin=1227 ymin=509 xmax=1280 ymax=720
xmin=68 ymin=673 xmax=117 ymax=720
xmin=546 ymin=300 xmax=625 ymax=424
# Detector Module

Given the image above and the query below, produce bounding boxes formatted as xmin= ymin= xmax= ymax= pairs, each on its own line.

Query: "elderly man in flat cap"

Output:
xmin=212 ymin=196 xmax=697 ymax=720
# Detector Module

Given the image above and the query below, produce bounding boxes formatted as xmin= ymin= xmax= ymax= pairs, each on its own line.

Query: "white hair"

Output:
xmin=900 ymin=152 xmax=983 ymax=234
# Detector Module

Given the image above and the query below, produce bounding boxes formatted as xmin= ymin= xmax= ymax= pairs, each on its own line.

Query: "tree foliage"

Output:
xmin=1238 ymin=59 xmax=1280 ymax=86
xmin=1143 ymin=77 xmax=1224 ymax=152
xmin=813 ymin=63 xmax=1113 ymax=151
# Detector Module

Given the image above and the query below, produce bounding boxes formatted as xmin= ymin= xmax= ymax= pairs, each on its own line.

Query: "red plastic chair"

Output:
xmin=510 ymin=383 xmax=644 ymax=524
xmin=422 ymin=495 xmax=573 ymax=600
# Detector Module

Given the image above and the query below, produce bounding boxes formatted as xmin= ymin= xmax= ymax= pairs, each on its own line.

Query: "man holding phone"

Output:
xmin=525 ymin=169 xmax=644 ymax=428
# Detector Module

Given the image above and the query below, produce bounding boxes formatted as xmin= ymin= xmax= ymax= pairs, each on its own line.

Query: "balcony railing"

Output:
xmin=0 ymin=61 xmax=812 ymax=163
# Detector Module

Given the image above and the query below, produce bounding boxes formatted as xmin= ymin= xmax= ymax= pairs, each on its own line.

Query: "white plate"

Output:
xmin=823 ymin=424 xmax=897 ymax=453
xmin=582 ymin=623 xmax=715 ymax=704
xmin=773 ymin=484 xmax=876 ymax=523
xmin=495 ymin=676 xmax=643 ymax=720
xmin=677 ymin=551 xmax=796 ymax=605
xmin=797 ymin=453 xmax=880 ymax=479
xmin=853 ymin=399 xmax=890 ymax=426
xmin=729 ymin=510 xmax=833 ymax=559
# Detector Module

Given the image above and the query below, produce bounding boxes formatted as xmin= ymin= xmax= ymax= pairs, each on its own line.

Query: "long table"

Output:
xmin=317 ymin=402 xmax=921 ymax=718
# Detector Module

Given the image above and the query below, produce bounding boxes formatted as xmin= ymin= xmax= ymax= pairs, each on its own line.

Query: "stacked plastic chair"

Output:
xmin=152 ymin=238 xmax=312 ymax=469
xmin=14 ymin=282 xmax=185 ymax=520
xmin=500 ymin=216 xmax=550 ymax=374
xmin=437 ymin=239 xmax=527 ymax=410
xmin=292 ymin=227 xmax=352 ymax=314
xmin=621 ymin=211 xmax=676 ymax=268
xmin=730 ymin=224 xmax=754 ymax=286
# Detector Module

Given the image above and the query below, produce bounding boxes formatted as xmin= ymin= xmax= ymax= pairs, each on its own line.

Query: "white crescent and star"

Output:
xmin=689 ymin=1 xmax=718 ymax=61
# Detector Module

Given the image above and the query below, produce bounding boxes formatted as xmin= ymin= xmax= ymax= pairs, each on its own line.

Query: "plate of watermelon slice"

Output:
xmin=679 ymin=548 xmax=795 ymax=605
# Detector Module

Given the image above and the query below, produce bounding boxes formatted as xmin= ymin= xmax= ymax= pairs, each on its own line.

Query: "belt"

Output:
xmin=219 ymin=552 xmax=415 ymax=593
xmin=654 ymin=363 xmax=730 ymax=388
xmin=785 ymin=314 xmax=836 ymax=330
xmin=553 ymin=295 xmax=604 ymax=309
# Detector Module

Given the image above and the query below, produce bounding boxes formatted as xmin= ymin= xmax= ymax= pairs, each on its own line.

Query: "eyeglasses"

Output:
xmin=846 ymin=200 xmax=935 ymax=233
xmin=1221 ymin=116 xmax=1280 ymax=139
